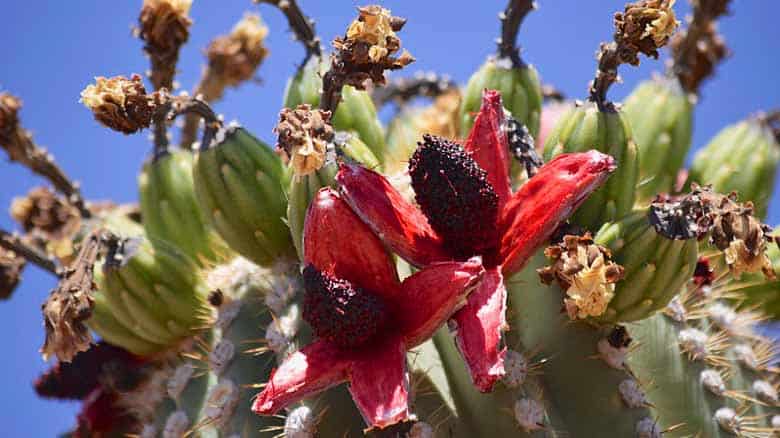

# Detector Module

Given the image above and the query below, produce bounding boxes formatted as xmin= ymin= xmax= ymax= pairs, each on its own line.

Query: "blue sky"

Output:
xmin=1 ymin=1 xmax=779 ymax=435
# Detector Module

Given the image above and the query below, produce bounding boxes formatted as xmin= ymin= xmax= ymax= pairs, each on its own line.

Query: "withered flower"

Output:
xmin=614 ymin=0 xmax=679 ymax=65
xmin=710 ymin=200 xmax=776 ymax=279
xmin=0 ymin=247 xmax=25 ymax=300
xmin=274 ymin=104 xmax=334 ymax=176
xmin=41 ymin=230 xmax=106 ymax=362
xmin=11 ymin=187 xmax=81 ymax=263
xmin=414 ymin=89 xmax=461 ymax=140
xmin=0 ymin=93 xmax=22 ymax=149
xmin=79 ymin=75 xmax=163 ymax=134
xmin=204 ymin=13 xmax=269 ymax=92
xmin=538 ymin=234 xmax=624 ymax=320
xmin=321 ymin=5 xmax=414 ymax=111
xmin=137 ymin=0 xmax=193 ymax=90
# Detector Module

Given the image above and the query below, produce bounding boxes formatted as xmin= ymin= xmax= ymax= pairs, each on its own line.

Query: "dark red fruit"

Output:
xmin=302 ymin=265 xmax=388 ymax=349
xmin=409 ymin=134 xmax=499 ymax=258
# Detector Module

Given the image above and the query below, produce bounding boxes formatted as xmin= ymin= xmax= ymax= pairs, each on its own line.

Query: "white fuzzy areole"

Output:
xmin=284 ymin=405 xmax=317 ymax=438
xmin=699 ymin=368 xmax=725 ymax=396
xmin=209 ymin=340 xmax=235 ymax=375
xmin=204 ymin=379 xmax=239 ymax=426
xmin=618 ymin=379 xmax=647 ymax=408
xmin=409 ymin=421 xmax=434 ymax=438
xmin=503 ymin=349 xmax=528 ymax=388
xmin=678 ymin=328 xmax=708 ymax=360
xmin=635 ymin=417 xmax=661 ymax=438
xmin=707 ymin=302 xmax=737 ymax=331
xmin=665 ymin=295 xmax=686 ymax=322
xmin=167 ymin=363 xmax=194 ymax=400
xmin=513 ymin=398 xmax=545 ymax=432
xmin=752 ymin=379 xmax=778 ymax=404
xmin=714 ymin=407 xmax=738 ymax=434
xmin=163 ymin=410 xmax=189 ymax=438
xmin=733 ymin=344 xmax=759 ymax=370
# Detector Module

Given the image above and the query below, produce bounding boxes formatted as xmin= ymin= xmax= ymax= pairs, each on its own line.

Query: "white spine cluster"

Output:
xmin=635 ymin=417 xmax=661 ymax=438
xmin=618 ymin=379 xmax=648 ymax=408
xmin=284 ymin=405 xmax=317 ymax=438
xmin=678 ymin=328 xmax=709 ymax=360
xmin=167 ymin=363 xmax=194 ymax=400
xmin=513 ymin=398 xmax=545 ymax=432
xmin=209 ymin=339 xmax=236 ymax=375
xmin=502 ymin=349 xmax=528 ymax=388
xmin=699 ymin=368 xmax=725 ymax=396
xmin=204 ymin=379 xmax=240 ymax=427
xmin=163 ymin=410 xmax=189 ymax=438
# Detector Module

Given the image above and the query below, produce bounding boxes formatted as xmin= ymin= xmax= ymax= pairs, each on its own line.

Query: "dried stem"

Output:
xmin=670 ymin=0 xmax=731 ymax=94
xmin=371 ymin=73 xmax=457 ymax=108
xmin=169 ymin=98 xmax=222 ymax=150
xmin=256 ymin=0 xmax=322 ymax=65
xmin=0 ymin=229 xmax=58 ymax=275
xmin=497 ymin=0 xmax=536 ymax=67
xmin=0 ymin=95 xmax=91 ymax=218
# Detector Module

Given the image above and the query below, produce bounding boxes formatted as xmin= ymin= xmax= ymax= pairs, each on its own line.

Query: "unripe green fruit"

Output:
xmin=138 ymin=149 xmax=229 ymax=265
xmin=89 ymin=216 xmax=210 ymax=356
xmin=193 ymin=127 xmax=294 ymax=267
xmin=543 ymin=101 xmax=639 ymax=230
xmin=623 ymin=77 xmax=694 ymax=202
xmin=283 ymin=56 xmax=386 ymax=163
xmin=687 ymin=117 xmax=780 ymax=219
xmin=595 ymin=211 xmax=698 ymax=322
xmin=459 ymin=58 xmax=542 ymax=138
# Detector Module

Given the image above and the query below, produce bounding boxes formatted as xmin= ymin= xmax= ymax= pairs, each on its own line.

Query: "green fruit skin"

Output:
xmin=543 ymin=101 xmax=639 ymax=231
xmin=383 ymin=108 xmax=422 ymax=176
xmin=193 ymin=127 xmax=295 ymax=267
xmin=89 ymin=219 xmax=209 ymax=356
xmin=687 ymin=118 xmax=780 ymax=219
xmin=595 ymin=212 xmax=698 ymax=322
xmin=139 ymin=150 xmax=229 ymax=265
xmin=283 ymin=56 xmax=386 ymax=163
xmin=459 ymin=59 xmax=543 ymax=139
xmin=623 ymin=77 xmax=694 ymax=203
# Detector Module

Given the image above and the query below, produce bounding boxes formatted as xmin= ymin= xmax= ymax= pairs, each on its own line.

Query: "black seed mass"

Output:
xmin=409 ymin=134 xmax=499 ymax=258
xmin=302 ymin=265 xmax=387 ymax=349
xmin=506 ymin=117 xmax=544 ymax=177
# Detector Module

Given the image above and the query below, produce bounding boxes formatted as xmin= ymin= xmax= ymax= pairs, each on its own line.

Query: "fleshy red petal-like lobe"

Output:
xmin=500 ymin=150 xmax=616 ymax=275
xmin=337 ymin=163 xmax=450 ymax=268
xmin=464 ymin=89 xmax=512 ymax=209
xmin=304 ymin=187 xmax=401 ymax=300
xmin=397 ymin=258 xmax=485 ymax=348
xmin=252 ymin=340 xmax=351 ymax=415
xmin=450 ymin=267 xmax=507 ymax=392
xmin=349 ymin=338 xmax=411 ymax=429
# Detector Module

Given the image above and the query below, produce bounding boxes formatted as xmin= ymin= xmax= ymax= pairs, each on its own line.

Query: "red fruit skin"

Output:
xmin=337 ymin=163 xmax=450 ymax=268
xmin=463 ymin=89 xmax=512 ymax=210
xmin=304 ymin=187 xmax=401 ymax=300
xmin=499 ymin=150 xmax=616 ymax=275
xmin=450 ymin=267 xmax=507 ymax=392
xmin=348 ymin=338 xmax=410 ymax=430
xmin=396 ymin=258 xmax=484 ymax=348
xmin=252 ymin=340 xmax=352 ymax=415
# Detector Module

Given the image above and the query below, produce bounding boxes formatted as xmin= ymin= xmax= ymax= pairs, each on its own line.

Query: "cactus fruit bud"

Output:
xmin=459 ymin=58 xmax=542 ymax=138
xmin=623 ymin=76 xmax=694 ymax=202
xmin=0 ymin=247 xmax=24 ymax=299
xmin=137 ymin=0 xmax=192 ymax=90
xmin=543 ymin=101 xmax=638 ymax=230
xmin=138 ymin=149 xmax=229 ymax=265
xmin=192 ymin=125 xmax=294 ymax=266
xmin=687 ymin=114 xmax=780 ymax=219
xmin=283 ymin=56 xmax=387 ymax=162
xmin=203 ymin=13 xmax=269 ymax=94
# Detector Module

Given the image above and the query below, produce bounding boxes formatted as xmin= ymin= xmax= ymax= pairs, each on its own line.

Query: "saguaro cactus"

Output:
xmin=2 ymin=1 xmax=780 ymax=437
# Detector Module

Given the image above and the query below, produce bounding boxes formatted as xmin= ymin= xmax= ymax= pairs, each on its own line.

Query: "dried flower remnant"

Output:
xmin=590 ymin=0 xmax=679 ymax=106
xmin=538 ymin=234 xmax=624 ymax=320
xmin=321 ymin=5 xmax=414 ymax=112
xmin=11 ymin=187 xmax=81 ymax=263
xmin=80 ymin=75 xmax=161 ymax=134
xmin=203 ymin=13 xmax=269 ymax=97
xmin=415 ymin=89 xmax=462 ymax=140
xmin=710 ymin=200 xmax=777 ymax=279
xmin=0 ymin=247 xmax=25 ymax=300
xmin=0 ymin=93 xmax=91 ymax=218
xmin=137 ymin=0 xmax=193 ymax=90
xmin=274 ymin=104 xmax=334 ymax=176
xmin=40 ymin=230 xmax=107 ymax=362
xmin=670 ymin=0 xmax=730 ymax=94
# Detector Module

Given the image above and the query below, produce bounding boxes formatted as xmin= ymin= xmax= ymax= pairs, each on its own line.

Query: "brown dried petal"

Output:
xmin=274 ymin=105 xmax=333 ymax=176
xmin=41 ymin=231 xmax=104 ymax=362
xmin=79 ymin=75 xmax=159 ymax=134
xmin=0 ymin=93 xmax=22 ymax=148
xmin=0 ymin=247 xmax=25 ymax=300
xmin=138 ymin=0 xmax=192 ymax=90
xmin=205 ymin=13 xmax=269 ymax=88
xmin=614 ymin=0 xmax=679 ymax=65
xmin=11 ymin=187 xmax=81 ymax=241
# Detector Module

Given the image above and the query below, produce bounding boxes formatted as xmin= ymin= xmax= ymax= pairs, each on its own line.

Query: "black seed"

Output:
xmin=302 ymin=265 xmax=387 ymax=349
xmin=408 ymin=134 xmax=499 ymax=258
xmin=506 ymin=117 xmax=544 ymax=177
